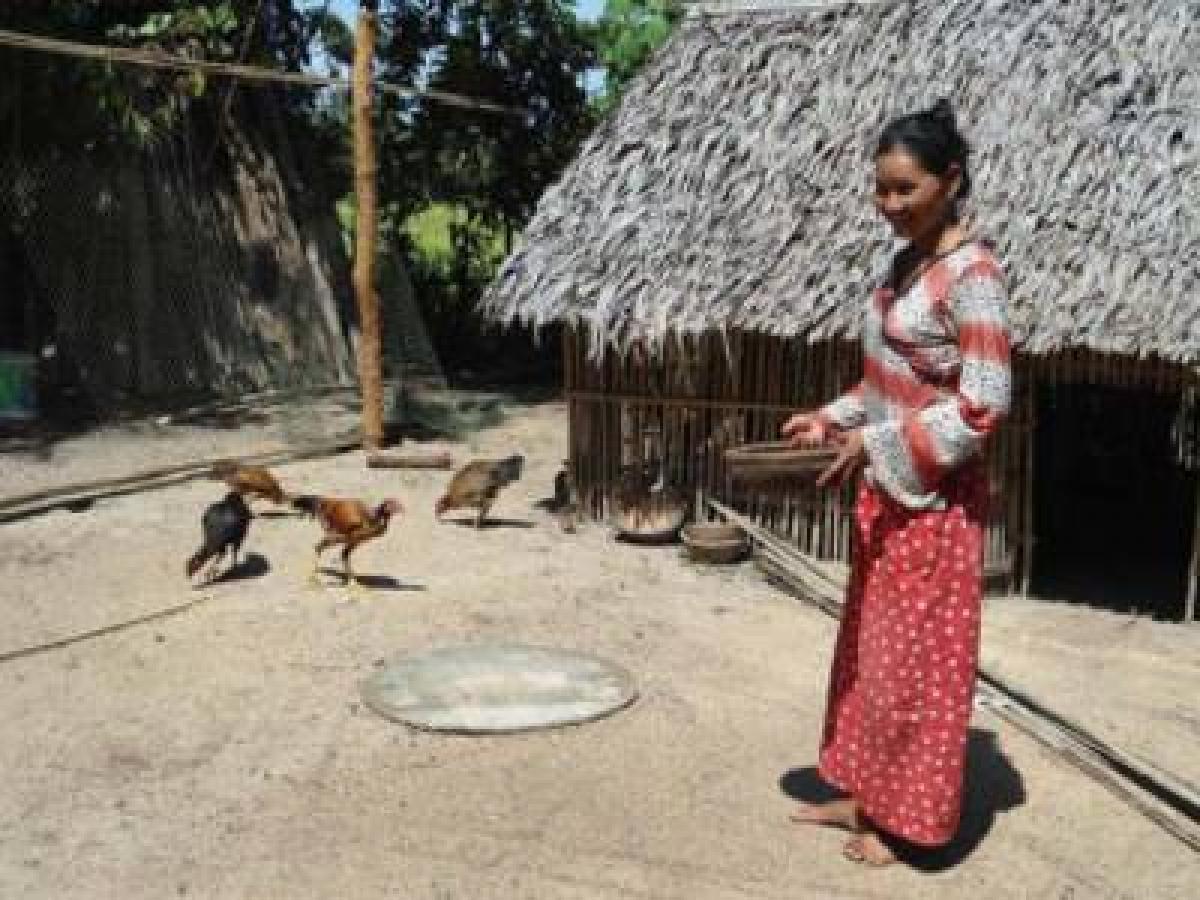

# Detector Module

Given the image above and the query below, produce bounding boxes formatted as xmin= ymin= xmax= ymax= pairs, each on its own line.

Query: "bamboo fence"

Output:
xmin=565 ymin=326 xmax=1200 ymax=613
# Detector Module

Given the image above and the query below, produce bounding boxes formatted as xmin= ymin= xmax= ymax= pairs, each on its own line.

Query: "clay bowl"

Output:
xmin=681 ymin=522 xmax=749 ymax=565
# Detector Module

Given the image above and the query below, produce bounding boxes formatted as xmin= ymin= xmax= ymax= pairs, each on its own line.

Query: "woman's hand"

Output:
xmin=817 ymin=428 xmax=866 ymax=489
xmin=781 ymin=412 xmax=827 ymax=449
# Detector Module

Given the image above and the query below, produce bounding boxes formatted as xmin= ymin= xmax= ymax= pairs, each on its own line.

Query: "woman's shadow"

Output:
xmin=779 ymin=727 xmax=1025 ymax=871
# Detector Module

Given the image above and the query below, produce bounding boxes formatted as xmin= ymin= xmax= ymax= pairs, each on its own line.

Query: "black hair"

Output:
xmin=876 ymin=99 xmax=971 ymax=200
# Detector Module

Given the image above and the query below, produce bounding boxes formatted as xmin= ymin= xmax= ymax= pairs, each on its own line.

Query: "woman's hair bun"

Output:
xmin=926 ymin=98 xmax=956 ymax=126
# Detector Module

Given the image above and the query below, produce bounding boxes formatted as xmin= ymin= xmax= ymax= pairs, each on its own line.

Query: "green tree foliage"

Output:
xmin=371 ymin=1 xmax=597 ymax=376
xmin=591 ymin=0 xmax=682 ymax=112
xmin=376 ymin=2 xmax=595 ymax=231
xmin=0 ymin=2 xmax=599 ymax=382
xmin=0 ymin=2 xmax=338 ymax=151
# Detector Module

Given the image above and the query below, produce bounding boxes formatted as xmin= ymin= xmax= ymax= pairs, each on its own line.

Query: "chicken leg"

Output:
xmin=205 ymin=548 xmax=226 ymax=582
xmin=342 ymin=548 xmax=365 ymax=597
xmin=307 ymin=552 xmax=324 ymax=587
xmin=309 ymin=535 xmax=345 ymax=588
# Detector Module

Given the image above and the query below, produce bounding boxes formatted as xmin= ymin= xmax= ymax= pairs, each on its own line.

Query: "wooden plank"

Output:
xmin=365 ymin=452 xmax=454 ymax=469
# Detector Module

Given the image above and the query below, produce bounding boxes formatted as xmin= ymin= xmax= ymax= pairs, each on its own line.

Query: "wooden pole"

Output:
xmin=352 ymin=2 xmax=384 ymax=450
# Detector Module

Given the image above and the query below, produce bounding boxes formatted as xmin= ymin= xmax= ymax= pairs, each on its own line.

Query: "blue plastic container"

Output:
xmin=0 ymin=352 xmax=37 ymax=421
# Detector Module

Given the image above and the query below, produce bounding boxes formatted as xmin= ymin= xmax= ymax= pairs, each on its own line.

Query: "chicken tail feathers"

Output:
xmin=209 ymin=459 xmax=239 ymax=480
xmin=186 ymin=547 xmax=212 ymax=578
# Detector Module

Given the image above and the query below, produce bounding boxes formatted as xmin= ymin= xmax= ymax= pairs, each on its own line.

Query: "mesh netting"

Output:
xmin=0 ymin=55 xmax=453 ymax=486
xmin=0 ymin=48 xmax=484 ymax=507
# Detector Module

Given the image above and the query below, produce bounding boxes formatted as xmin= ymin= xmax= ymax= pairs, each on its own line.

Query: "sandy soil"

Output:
xmin=980 ymin=596 xmax=1200 ymax=789
xmin=0 ymin=401 xmax=1196 ymax=899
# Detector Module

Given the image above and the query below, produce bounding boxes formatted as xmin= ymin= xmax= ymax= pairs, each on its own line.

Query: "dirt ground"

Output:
xmin=0 ymin=391 xmax=365 ymax=498
xmin=0 ymin=400 xmax=1196 ymax=899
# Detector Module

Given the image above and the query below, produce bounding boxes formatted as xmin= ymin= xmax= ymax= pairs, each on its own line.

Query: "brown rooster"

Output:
xmin=210 ymin=460 xmax=288 ymax=506
xmin=291 ymin=495 xmax=403 ymax=594
xmin=435 ymin=454 xmax=524 ymax=528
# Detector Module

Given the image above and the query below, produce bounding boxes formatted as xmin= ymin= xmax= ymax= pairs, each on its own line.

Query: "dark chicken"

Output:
xmin=186 ymin=491 xmax=252 ymax=583
xmin=292 ymin=495 xmax=403 ymax=594
xmin=435 ymin=455 xmax=524 ymax=528
xmin=544 ymin=463 xmax=581 ymax=533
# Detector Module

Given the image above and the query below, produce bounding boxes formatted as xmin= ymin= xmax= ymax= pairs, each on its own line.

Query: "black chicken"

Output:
xmin=186 ymin=491 xmax=252 ymax=582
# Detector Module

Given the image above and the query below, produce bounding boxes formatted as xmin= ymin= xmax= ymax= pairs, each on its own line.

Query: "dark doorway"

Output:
xmin=0 ymin=227 xmax=31 ymax=352
xmin=1030 ymin=384 xmax=1196 ymax=620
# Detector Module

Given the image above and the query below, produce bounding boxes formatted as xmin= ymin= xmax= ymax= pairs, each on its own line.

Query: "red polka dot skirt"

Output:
xmin=818 ymin=464 xmax=988 ymax=847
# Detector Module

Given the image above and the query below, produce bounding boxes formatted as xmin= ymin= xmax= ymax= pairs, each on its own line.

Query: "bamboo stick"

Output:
xmin=821 ymin=341 xmax=838 ymax=558
xmin=0 ymin=436 xmax=360 ymax=524
xmin=751 ymin=335 xmax=765 ymax=525
xmin=801 ymin=342 xmax=815 ymax=554
xmin=606 ymin=343 xmax=616 ymax=517
xmin=565 ymin=328 xmax=578 ymax=503
xmin=593 ymin=338 xmax=604 ymax=518
xmin=1020 ymin=375 xmax=1036 ymax=596
xmin=770 ymin=337 xmax=786 ymax=535
xmin=977 ymin=692 xmax=1200 ymax=853
xmin=782 ymin=340 xmax=798 ymax=542
xmin=974 ymin=672 xmax=1200 ymax=820
xmin=587 ymin=338 xmax=598 ymax=517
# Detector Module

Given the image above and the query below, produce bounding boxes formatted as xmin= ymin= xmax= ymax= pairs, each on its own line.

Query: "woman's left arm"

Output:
xmin=859 ymin=263 xmax=1012 ymax=506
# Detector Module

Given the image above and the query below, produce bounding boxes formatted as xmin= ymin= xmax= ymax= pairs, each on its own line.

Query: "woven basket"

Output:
xmin=724 ymin=441 xmax=839 ymax=482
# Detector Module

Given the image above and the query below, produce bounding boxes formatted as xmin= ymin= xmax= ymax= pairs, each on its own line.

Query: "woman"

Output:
xmin=782 ymin=100 xmax=1011 ymax=866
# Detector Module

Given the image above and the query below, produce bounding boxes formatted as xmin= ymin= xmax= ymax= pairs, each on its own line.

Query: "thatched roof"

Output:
xmin=481 ymin=0 xmax=1200 ymax=362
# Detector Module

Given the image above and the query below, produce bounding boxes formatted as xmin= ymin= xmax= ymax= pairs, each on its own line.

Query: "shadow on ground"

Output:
xmin=779 ymin=727 xmax=1026 ymax=871
xmin=207 ymin=553 xmax=271 ymax=585
xmin=314 ymin=569 xmax=425 ymax=592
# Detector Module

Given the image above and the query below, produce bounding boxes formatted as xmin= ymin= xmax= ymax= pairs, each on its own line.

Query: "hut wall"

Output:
xmin=566 ymin=328 xmax=1200 ymax=607
xmin=565 ymin=327 xmax=1021 ymax=586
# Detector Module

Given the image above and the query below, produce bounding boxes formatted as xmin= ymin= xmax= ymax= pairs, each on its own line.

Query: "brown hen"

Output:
xmin=210 ymin=460 xmax=287 ymax=506
xmin=435 ymin=454 xmax=524 ymax=528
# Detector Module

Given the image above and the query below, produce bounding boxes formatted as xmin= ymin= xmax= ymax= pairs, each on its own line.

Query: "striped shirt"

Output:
xmin=817 ymin=241 xmax=1012 ymax=509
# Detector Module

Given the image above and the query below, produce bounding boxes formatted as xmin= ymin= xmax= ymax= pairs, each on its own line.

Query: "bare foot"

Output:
xmin=842 ymin=831 xmax=897 ymax=867
xmin=788 ymin=798 xmax=863 ymax=832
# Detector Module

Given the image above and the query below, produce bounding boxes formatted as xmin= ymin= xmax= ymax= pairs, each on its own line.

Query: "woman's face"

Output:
xmin=874 ymin=147 xmax=960 ymax=243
